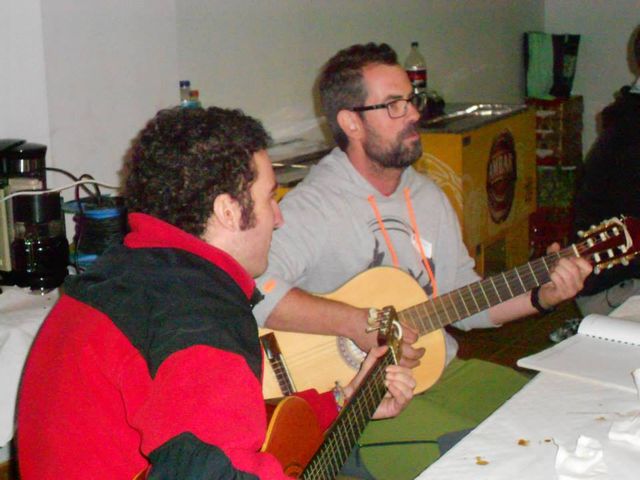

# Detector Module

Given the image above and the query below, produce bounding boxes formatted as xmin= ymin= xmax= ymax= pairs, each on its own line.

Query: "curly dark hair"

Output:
xmin=318 ymin=43 xmax=398 ymax=150
xmin=123 ymin=106 xmax=270 ymax=237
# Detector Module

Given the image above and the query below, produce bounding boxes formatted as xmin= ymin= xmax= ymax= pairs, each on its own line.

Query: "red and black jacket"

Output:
xmin=18 ymin=213 xmax=336 ymax=479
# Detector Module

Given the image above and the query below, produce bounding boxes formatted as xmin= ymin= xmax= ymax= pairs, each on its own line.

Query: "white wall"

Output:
xmin=1 ymin=0 xmax=50 ymax=146
xmin=5 ymin=0 xmax=545 ymax=192
xmin=6 ymin=0 xmax=637 ymax=191
xmin=177 ymin=0 xmax=544 ymax=138
xmin=39 ymin=0 xmax=179 ymax=189
xmin=544 ymin=0 xmax=640 ymax=153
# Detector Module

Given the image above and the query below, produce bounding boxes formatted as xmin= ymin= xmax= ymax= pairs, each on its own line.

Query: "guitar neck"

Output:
xmin=260 ymin=333 xmax=296 ymax=397
xmin=301 ymin=350 xmax=396 ymax=479
xmin=401 ymin=246 xmax=579 ymax=335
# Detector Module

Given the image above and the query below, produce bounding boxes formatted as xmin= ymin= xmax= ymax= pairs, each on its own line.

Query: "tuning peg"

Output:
xmin=594 ymin=265 xmax=601 ymax=275
xmin=622 ymin=257 xmax=630 ymax=266
xmin=367 ymin=307 xmax=379 ymax=327
xmin=577 ymin=230 xmax=585 ymax=238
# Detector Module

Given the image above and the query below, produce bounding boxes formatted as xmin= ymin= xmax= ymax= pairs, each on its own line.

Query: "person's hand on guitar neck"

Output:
xmin=535 ymin=242 xmax=593 ymax=310
xmin=489 ymin=242 xmax=593 ymax=324
xmin=341 ymin=345 xmax=417 ymax=419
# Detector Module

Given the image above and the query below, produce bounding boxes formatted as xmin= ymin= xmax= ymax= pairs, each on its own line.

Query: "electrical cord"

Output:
xmin=45 ymin=167 xmax=102 ymax=201
xmin=1 ymin=179 xmax=118 ymax=202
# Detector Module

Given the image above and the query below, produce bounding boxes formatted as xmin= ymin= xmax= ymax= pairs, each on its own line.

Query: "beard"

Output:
xmin=363 ymin=122 xmax=423 ymax=169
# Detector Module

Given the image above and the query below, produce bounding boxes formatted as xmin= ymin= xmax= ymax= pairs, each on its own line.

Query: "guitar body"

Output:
xmin=260 ymin=267 xmax=446 ymax=398
xmin=262 ymin=396 xmax=324 ymax=478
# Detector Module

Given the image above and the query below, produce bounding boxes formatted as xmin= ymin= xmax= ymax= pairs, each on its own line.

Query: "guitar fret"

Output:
xmin=527 ymin=261 xmax=540 ymax=287
xmin=466 ymin=284 xmax=482 ymax=312
xmin=501 ymin=272 xmax=514 ymax=297
xmin=457 ymin=289 xmax=472 ymax=317
xmin=514 ymin=267 xmax=526 ymax=292
xmin=489 ymin=276 xmax=503 ymax=302
xmin=476 ymin=282 xmax=491 ymax=309
xmin=334 ymin=426 xmax=349 ymax=463
xmin=440 ymin=297 xmax=454 ymax=324
xmin=426 ymin=301 xmax=441 ymax=331
xmin=504 ymin=269 xmax=524 ymax=296
xmin=447 ymin=293 xmax=462 ymax=320
xmin=408 ymin=307 xmax=423 ymax=334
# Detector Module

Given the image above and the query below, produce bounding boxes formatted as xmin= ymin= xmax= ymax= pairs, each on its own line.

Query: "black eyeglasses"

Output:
xmin=351 ymin=92 xmax=427 ymax=118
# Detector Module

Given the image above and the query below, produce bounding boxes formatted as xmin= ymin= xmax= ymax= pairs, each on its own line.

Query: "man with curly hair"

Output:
xmin=17 ymin=106 xmax=415 ymax=479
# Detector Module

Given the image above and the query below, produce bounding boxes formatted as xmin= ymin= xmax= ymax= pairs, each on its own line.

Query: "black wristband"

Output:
xmin=531 ymin=286 xmax=555 ymax=315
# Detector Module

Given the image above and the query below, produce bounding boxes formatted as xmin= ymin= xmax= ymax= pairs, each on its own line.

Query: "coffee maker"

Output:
xmin=0 ymin=139 xmax=69 ymax=291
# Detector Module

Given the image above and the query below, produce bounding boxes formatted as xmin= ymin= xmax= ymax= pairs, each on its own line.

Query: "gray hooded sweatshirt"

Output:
xmin=254 ymin=147 xmax=495 ymax=363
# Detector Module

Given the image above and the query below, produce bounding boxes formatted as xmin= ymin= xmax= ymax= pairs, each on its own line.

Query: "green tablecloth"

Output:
xmin=357 ymin=358 xmax=529 ymax=479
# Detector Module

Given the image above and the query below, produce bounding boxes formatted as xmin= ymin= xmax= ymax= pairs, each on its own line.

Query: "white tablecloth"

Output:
xmin=417 ymin=373 xmax=640 ymax=479
xmin=418 ymin=296 xmax=640 ymax=479
xmin=0 ymin=286 xmax=57 ymax=447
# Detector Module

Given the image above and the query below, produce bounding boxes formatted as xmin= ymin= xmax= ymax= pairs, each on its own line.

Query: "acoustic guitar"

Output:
xmin=260 ymin=216 xmax=640 ymax=398
xmin=262 ymin=309 xmax=403 ymax=479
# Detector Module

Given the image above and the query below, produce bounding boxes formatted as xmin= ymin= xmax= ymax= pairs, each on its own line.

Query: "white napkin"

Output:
xmin=555 ymin=436 xmax=608 ymax=480
xmin=609 ymin=414 xmax=640 ymax=448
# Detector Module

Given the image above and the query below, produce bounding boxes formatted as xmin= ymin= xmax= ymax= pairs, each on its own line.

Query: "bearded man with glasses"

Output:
xmin=253 ymin=43 xmax=591 ymax=479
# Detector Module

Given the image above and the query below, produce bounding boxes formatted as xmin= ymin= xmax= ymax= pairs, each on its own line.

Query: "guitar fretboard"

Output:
xmin=301 ymin=349 xmax=396 ymax=479
xmin=260 ymin=333 xmax=296 ymax=396
xmin=401 ymin=247 xmax=578 ymax=335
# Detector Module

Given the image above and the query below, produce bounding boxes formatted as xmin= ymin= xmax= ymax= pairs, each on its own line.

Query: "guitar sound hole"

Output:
xmin=337 ymin=336 xmax=366 ymax=370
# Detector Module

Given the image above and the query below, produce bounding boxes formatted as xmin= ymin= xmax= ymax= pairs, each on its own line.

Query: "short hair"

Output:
xmin=318 ymin=43 xmax=398 ymax=150
xmin=124 ymin=106 xmax=270 ymax=236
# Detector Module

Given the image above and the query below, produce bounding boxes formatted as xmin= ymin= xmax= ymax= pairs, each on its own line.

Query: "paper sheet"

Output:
xmin=517 ymin=314 xmax=640 ymax=393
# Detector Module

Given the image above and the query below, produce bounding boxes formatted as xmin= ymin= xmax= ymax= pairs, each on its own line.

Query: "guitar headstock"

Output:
xmin=577 ymin=216 xmax=640 ymax=274
xmin=260 ymin=332 xmax=281 ymax=361
xmin=369 ymin=306 xmax=403 ymax=364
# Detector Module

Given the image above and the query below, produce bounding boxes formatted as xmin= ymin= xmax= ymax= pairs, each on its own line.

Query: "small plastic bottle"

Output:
xmin=179 ymin=80 xmax=191 ymax=106
xmin=188 ymin=89 xmax=201 ymax=108
xmin=404 ymin=42 xmax=428 ymax=95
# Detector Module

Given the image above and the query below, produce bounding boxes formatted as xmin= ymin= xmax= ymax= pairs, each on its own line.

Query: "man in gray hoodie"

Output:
xmin=254 ymin=43 xmax=592 ymax=479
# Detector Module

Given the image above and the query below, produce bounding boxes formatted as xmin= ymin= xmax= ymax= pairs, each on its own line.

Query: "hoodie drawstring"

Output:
xmin=403 ymin=188 xmax=438 ymax=297
xmin=367 ymin=195 xmax=400 ymax=267
xmin=367 ymin=190 xmax=438 ymax=297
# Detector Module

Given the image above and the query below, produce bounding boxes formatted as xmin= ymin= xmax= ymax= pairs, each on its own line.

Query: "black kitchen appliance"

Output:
xmin=1 ymin=139 xmax=68 ymax=291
